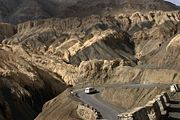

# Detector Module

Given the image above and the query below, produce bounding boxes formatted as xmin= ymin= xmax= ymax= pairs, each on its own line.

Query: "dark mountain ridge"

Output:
xmin=0 ymin=0 xmax=179 ymax=24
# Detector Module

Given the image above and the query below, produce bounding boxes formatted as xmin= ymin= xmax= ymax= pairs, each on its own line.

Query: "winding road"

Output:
xmin=74 ymin=84 xmax=172 ymax=120
xmin=77 ymin=89 xmax=122 ymax=120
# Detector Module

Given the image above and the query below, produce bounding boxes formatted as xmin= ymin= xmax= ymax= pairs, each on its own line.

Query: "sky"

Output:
xmin=165 ymin=0 xmax=180 ymax=6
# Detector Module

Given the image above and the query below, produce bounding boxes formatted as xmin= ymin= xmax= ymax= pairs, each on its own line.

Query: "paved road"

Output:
xmin=74 ymin=84 xmax=171 ymax=120
xmin=77 ymin=90 xmax=121 ymax=120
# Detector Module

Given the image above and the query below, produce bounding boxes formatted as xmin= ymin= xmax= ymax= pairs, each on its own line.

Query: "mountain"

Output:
xmin=0 ymin=0 xmax=179 ymax=24
xmin=0 ymin=0 xmax=180 ymax=120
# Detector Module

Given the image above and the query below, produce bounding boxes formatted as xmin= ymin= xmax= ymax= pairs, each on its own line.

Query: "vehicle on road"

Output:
xmin=170 ymin=84 xmax=180 ymax=93
xmin=85 ymin=87 xmax=96 ymax=94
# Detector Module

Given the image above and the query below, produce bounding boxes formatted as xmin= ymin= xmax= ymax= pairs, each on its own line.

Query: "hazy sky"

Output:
xmin=165 ymin=0 xmax=180 ymax=6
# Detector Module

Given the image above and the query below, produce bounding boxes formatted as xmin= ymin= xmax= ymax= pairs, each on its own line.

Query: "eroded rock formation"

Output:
xmin=0 ymin=0 xmax=179 ymax=119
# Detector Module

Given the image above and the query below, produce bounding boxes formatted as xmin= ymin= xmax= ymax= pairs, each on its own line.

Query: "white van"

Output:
xmin=85 ymin=87 xmax=96 ymax=94
xmin=170 ymin=84 xmax=180 ymax=93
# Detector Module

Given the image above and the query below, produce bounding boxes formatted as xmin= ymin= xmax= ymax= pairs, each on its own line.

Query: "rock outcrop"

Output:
xmin=35 ymin=89 xmax=80 ymax=120
xmin=116 ymin=11 xmax=180 ymax=68
xmin=0 ymin=45 xmax=67 ymax=120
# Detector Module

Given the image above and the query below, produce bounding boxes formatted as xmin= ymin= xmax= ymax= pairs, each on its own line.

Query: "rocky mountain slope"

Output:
xmin=35 ymin=89 xmax=80 ymax=120
xmin=0 ymin=45 xmax=67 ymax=120
xmin=2 ymin=16 xmax=137 ymax=66
xmin=0 ymin=0 xmax=180 ymax=120
xmin=0 ymin=11 xmax=179 ymax=119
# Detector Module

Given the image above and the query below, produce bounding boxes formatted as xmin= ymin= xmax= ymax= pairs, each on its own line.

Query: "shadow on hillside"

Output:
xmin=170 ymin=100 xmax=180 ymax=104
xmin=166 ymin=117 xmax=180 ymax=120
xmin=167 ymin=106 xmax=180 ymax=113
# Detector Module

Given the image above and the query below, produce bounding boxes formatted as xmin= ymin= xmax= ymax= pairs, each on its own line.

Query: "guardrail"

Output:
xmin=118 ymin=91 xmax=172 ymax=120
xmin=118 ymin=84 xmax=180 ymax=120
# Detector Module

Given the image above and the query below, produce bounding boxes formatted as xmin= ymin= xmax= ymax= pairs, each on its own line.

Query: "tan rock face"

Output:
xmin=35 ymin=89 xmax=80 ymax=120
xmin=77 ymin=60 xmax=180 ymax=85
xmin=0 ymin=45 xmax=67 ymax=120
xmin=77 ymin=59 xmax=132 ymax=85
xmin=117 ymin=11 xmax=180 ymax=61
xmin=167 ymin=34 xmax=180 ymax=50
xmin=100 ymin=87 xmax=165 ymax=110
xmin=116 ymin=11 xmax=180 ymax=68
xmin=68 ymin=29 xmax=136 ymax=65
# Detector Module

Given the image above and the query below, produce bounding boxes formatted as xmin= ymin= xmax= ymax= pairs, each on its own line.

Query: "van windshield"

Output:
xmin=86 ymin=87 xmax=94 ymax=90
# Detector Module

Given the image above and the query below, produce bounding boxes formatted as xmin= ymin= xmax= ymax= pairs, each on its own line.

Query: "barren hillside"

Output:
xmin=0 ymin=0 xmax=179 ymax=120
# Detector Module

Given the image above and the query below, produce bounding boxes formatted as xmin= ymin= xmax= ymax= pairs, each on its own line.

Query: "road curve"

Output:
xmin=75 ymin=84 xmax=171 ymax=120
xmin=77 ymin=90 xmax=121 ymax=120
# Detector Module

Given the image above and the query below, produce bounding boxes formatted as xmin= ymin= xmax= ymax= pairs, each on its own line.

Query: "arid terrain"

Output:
xmin=0 ymin=0 xmax=180 ymax=120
